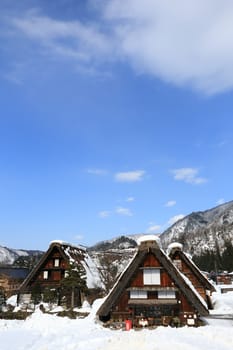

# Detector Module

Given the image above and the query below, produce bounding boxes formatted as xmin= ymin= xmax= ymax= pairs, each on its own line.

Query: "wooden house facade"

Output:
xmin=168 ymin=243 xmax=215 ymax=309
xmin=0 ymin=267 xmax=29 ymax=298
xmin=19 ymin=241 xmax=102 ymax=307
xmin=97 ymin=237 xmax=209 ymax=327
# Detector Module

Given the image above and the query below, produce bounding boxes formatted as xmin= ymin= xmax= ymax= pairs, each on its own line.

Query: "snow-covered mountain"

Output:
xmin=87 ymin=236 xmax=137 ymax=291
xmin=160 ymin=200 xmax=233 ymax=256
xmin=0 ymin=246 xmax=43 ymax=265
xmin=1 ymin=200 xmax=233 ymax=272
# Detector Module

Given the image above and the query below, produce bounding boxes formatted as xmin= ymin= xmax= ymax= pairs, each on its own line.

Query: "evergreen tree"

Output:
xmin=221 ymin=241 xmax=233 ymax=272
xmin=0 ymin=287 xmax=6 ymax=311
xmin=31 ymin=283 xmax=42 ymax=307
xmin=60 ymin=261 xmax=87 ymax=309
xmin=43 ymin=288 xmax=58 ymax=306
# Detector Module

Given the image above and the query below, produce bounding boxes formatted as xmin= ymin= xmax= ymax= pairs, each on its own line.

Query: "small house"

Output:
xmin=97 ymin=236 xmax=209 ymax=327
xmin=19 ymin=241 xmax=102 ymax=307
xmin=216 ymin=273 xmax=232 ymax=285
xmin=168 ymin=242 xmax=215 ymax=309
xmin=0 ymin=267 xmax=29 ymax=298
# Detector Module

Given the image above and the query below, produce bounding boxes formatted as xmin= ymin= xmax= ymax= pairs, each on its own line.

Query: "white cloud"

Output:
xmin=104 ymin=0 xmax=233 ymax=94
xmin=74 ymin=234 xmax=84 ymax=241
xmin=11 ymin=12 xmax=113 ymax=59
xmin=216 ymin=198 xmax=225 ymax=205
xmin=165 ymin=200 xmax=176 ymax=207
xmin=126 ymin=196 xmax=135 ymax=202
xmin=8 ymin=1 xmax=233 ymax=94
xmin=115 ymin=170 xmax=145 ymax=182
xmin=147 ymin=224 xmax=161 ymax=233
xmin=115 ymin=207 xmax=133 ymax=216
xmin=171 ymin=168 xmax=207 ymax=185
xmin=98 ymin=210 xmax=111 ymax=218
xmin=168 ymin=214 xmax=185 ymax=226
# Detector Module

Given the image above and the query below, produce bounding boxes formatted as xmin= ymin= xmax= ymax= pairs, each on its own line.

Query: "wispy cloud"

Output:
xmin=167 ymin=214 xmax=185 ymax=226
xmin=103 ymin=0 xmax=233 ymax=94
xmin=146 ymin=224 xmax=161 ymax=233
xmin=5 ymin=1 xmax=233 ymax=93
xmin=165 ymin=200 xmax=176 ymax=207
xmin=10 ymin=12 xmax=113 ymax=61
xmin=171 ymin=168 xmax=207 ymax=185
xmin=98 ymin=210 xmax=111 ymax=218
xmin=86 ymin=168 xmax=108 ymax=176
xmin=126 ymin=196 xmax=135 ymax=202
xmin=115 ymin=207 xmax=133 ymax=216
xmin=99 ymin=206 xmax=133 ymax=217
xmin=115 ymin=170 xmax=146 ymax=182
xmin=74 ymin=234 xmax=84 ymax=241
xmin=216 ymin=198 xmax=225 ymax=205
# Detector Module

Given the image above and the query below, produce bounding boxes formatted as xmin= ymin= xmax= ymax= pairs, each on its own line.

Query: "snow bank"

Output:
xmin=1 ymin=311 xmax=233 ymax=350
xmin=1 ymin=291 xmax=233 ymax=350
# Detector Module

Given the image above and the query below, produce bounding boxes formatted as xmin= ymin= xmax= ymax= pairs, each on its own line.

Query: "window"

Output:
xmin=143 ymin=268 xmax=160 ymax=285
xmin=54 ymin=259 xmax=60 ymax=267
xmin=158 ymin=290 xmax=176 ymax=299
xmin=43 ymin=271 xmax=48 ymax=280
xmin=130 ymin=290 xmax=147 ymax=299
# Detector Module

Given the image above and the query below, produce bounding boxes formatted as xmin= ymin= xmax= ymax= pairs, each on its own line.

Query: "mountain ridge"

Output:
xmin=1 ymin=201 xmax=233 ymax=271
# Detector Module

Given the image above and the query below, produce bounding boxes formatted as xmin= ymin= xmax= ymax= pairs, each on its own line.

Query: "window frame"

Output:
xmin=43 ymin=270 xmax=49 ymax=280
xmin=54 ymin=258 xmax=60 ymax=267
xmin=157 ymin=290 xmax=176 ymax=299
xmin=143 ymin=268 xmax=161 ymax=285
xmin=130 ymin=290 xmax=148 ymax=299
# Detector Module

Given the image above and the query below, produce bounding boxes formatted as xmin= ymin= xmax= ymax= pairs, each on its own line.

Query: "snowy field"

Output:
xmin=1 ymin=289 xmax=233 ymax=350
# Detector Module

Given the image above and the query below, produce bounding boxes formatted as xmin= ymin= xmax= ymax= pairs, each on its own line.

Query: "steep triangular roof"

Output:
xmin=167 ymin=242 xmax=215 ymax=293
xmin=97 ymin=237 xmax=209 ymax=317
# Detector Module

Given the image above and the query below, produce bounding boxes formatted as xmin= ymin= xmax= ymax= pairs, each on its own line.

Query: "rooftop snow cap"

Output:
xmin=167 ymin=242 xmax=183 ymax=255
xmin=137 ymin=234 xmax=161 ymax=250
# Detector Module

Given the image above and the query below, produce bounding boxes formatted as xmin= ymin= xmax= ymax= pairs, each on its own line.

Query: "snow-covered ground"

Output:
xmin=1 ymin=290 xmax=233 ymax=350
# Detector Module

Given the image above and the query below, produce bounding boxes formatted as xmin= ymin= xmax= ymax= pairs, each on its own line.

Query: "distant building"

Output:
xmin=0 ymin=267 xmax=29 ymax=298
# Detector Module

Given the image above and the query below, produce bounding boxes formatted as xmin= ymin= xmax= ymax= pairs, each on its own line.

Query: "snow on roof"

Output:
xmin=50 ymin=240 xmax=102 ymax=289
xmin=82 ymin=253 xmax=103 ymax=289
xmin=49 ymin=240 xmax=87 ymax=251
xmin=179 ymin=270 xmax=208 ymax=309
xmin=167 ymin=242 xmax=183 ymax=255
xmin=137 ymin=234 xmax=161 ymax=247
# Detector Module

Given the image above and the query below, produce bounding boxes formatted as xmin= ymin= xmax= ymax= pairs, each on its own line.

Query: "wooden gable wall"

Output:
xmin=26 ymin=246 xmax=69 ymax=289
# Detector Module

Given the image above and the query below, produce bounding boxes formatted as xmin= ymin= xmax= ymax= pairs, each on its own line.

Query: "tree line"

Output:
xmin=193 ymin=240 xmax=233 ymax=273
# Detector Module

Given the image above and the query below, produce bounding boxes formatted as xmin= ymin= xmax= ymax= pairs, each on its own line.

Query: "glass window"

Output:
xmin=143 ymin=268 xmax=160 ymax=285
xmin=54 ymin=259 xmax=60 ymax=267
xmin=130 ymin=290 xmax=147 ymax=299
xmin=43 ymin=271 xmax=48 ymax=280
xmin=158 ymin=290 xmax=176 ymax=299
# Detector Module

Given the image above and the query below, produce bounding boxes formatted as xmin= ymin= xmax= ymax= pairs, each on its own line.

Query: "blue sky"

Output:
xmin=1 ymin=0 xmax=233 ymax=250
